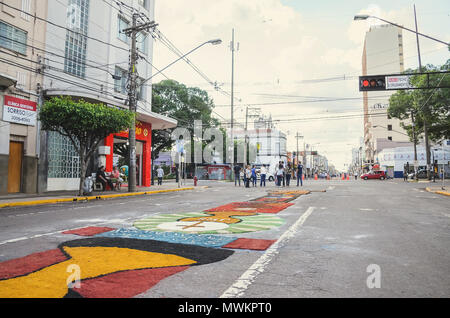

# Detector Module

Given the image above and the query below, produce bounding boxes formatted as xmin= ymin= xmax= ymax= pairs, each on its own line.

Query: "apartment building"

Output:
xmin=0 ymin=0 xmax=48 ymax=194
xmin=361 ymin=24 xmax=411 ymax=164
xmin=40 ymin=0 xmax=176 ymax=191
xmin=1 ymin=0 xmax=176 ymax=194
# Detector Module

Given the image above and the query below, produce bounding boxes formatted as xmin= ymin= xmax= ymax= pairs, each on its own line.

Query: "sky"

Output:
xmin=151 ymin=0 xmax=450 ymax=171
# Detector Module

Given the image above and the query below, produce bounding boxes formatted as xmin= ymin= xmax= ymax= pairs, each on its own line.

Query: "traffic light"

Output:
xmin=359 ymin=75 xmax=386 ymax=91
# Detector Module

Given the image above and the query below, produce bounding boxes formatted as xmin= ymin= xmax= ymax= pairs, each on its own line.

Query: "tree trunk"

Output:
xmin=78 ymin=148 xmax=87 ymax=196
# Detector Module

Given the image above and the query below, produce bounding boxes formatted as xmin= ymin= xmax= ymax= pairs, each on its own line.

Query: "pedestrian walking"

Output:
xmin=297 ymin=163 xmax=303 ymax=186
xmin=251 ymin=165 xmax=257 ymax=187
xmin=276 ymin=163 xmax=284 ymax=187
xmin=157 ymin=166 xmax=164 ymax=185
xmin=281 ymin=162 xmax=286 ymax=187
xmin=234 ymin=165 xmax=241 ymax=186
xmin=245 ymin=165 xmax=252 ymax=188
xmin=403 ymin=167 xmax=408 ymax=182
xmin=286 ymin=164 xmax=292 ymax=187
xmin=260 ymin=164 xmax=267 ymax=187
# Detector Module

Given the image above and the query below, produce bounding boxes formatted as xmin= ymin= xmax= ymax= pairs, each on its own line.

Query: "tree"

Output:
xmin=388 ymin=61 xmax=450 ymax=143
xmin=151 ymin=80 xmax=220 ymax=163
xmin=39 ymin=96 xmax=134 ymax=196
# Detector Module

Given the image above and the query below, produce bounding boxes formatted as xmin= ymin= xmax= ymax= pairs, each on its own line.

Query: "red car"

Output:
xmin=361 ymin=171 xmax=386 ymax=180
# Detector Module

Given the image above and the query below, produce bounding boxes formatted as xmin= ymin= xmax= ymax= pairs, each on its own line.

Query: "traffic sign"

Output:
xmin=386 ymin=75 xmax=413 ymax=90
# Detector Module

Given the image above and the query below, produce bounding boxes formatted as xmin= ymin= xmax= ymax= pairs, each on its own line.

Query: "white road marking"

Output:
xmin=220 ymin=206 xmax=316 ymax=298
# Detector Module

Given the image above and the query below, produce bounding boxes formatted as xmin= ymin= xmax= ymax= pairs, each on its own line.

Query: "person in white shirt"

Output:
xmin=260 ymin=165 xmax=267 ymax=187
xmin=276 ymin=164 xmax=284 ymax=187
xmin=157 ymin=166 xmax=164 ymax=185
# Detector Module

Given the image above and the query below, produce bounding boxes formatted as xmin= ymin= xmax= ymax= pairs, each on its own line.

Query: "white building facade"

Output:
xmin=41 ymin=0 xmax=176 ymax=191
xmin=0 ymin=0 xmax=48 ymax=194
xmin=378 ymin=140 xmax=450 ymax=178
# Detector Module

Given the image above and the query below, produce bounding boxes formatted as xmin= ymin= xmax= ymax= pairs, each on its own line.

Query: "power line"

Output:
xmin=0 ymin=1 xmax=131 ymax=53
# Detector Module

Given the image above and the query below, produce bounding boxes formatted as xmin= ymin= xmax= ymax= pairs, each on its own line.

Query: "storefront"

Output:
xmin=42 ymin=92 xmax=177 ymax=192
xmin=0 ymin=94 xmax=39 ymax=194
xmin=103 ymin=121 xmax=152 ymax=187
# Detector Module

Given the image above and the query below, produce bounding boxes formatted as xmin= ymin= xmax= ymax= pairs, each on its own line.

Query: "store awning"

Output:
xmin=0 ymin=73 xmax=17 ymax=89
xmin=136 ymin=109 xmax=177 ymax=130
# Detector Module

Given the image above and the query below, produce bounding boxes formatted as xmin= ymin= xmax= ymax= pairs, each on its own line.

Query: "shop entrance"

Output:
xmin=7 ymin=141 xmax=23 ymax=193
xmin=112 ymin=137 xmax=143 ymax=186
xmin=105 ymin=121 xmax=152 ymax=187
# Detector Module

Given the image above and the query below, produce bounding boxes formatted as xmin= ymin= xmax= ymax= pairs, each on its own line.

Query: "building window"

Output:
xmin=0 ymin=21 xmax=27 ymax=55
xmin=114 ymin=66 xmax=145 ymax=101
xmin=64 ymin=0 xmax=90 ymax=78
xmin=138 ymin=0 xmax=149 ymax=10
xmin=114 ymin=66 xmax=127 ymax=94
xmin=388 ymin=136 xmax=392 ymax=141
xmin=16 ymin=71 xmax=27 ymax=90
xmin=21 ymin=0 xmax=31 ymax=21
xmin=137 ymin=32 xmax=148 ymax=55
xmin=118 ymin=16 xmax=129 ymax=43
xmin=387 ymin=125 xmax=392 ymax=131
xmin=48 ymin=131 xmax=80 ymax=179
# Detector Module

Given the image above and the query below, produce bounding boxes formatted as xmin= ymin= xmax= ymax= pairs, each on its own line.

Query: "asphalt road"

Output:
xmin=0 ymin=178 xmax=449 ymax=298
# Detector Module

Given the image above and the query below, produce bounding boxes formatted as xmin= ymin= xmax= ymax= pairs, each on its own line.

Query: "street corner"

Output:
xmin=425 ymin=187 xmax=450 ymax=197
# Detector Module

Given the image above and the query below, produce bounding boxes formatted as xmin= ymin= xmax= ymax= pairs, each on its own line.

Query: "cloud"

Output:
xmin=152 ymin=1 xmax=448 ymax=170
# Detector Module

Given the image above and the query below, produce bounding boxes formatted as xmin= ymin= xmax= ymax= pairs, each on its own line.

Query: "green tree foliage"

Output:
xmin=39 ymin=96 xmax=134 ymax=195
xmin=388 ymin=61 xmax=450 ymax=143
xmin=151 ymin=80 xmax=220 ymax=162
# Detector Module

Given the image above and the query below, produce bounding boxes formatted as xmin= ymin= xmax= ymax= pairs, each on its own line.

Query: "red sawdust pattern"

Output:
xmin=253 ymin=197 xmax=294 ymax=203
xmin=0 ymin=249 xmax=67 ymax=280
xmin=205 ymin=202 xmax=293 ymax=214
xmin=223 ymin=238 xmax=277 ymax=251
xmin=62 ymin=226 xmax=116 ymax=236
xmin=73 ymin=266 xmax=189 ymax=298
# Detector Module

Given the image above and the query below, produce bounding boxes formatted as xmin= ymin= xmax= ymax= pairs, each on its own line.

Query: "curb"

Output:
xmin=0 ymin=187 xmax=195 ymax=209
xmin=425 ymin=187 xmax=450 ymax=197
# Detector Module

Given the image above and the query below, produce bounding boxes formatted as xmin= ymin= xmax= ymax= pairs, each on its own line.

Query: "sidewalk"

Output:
xmin=0 ymin=180 xmax=196 ymax=209
xmin=425 ymin=185 xmax=450 ymax=197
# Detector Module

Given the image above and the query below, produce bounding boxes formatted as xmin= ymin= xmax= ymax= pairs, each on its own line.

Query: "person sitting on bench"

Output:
xmin=96 ymin=166 xmax=114 ymax=191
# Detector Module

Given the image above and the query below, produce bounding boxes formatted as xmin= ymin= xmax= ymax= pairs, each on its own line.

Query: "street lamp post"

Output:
xmin=131 ymin=38 xmax=221 ymax=191
xmin=139 ymin=38 xmax=222 ymax=88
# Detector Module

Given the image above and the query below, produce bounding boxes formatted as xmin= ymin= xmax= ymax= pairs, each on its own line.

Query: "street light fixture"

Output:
xmin=353 ymin=9 xmax=449 ymax=181
xmin=139 ymin=38 xmax=222 ymax=88
xmin=353 ymin=14 xmax=449 ymax=46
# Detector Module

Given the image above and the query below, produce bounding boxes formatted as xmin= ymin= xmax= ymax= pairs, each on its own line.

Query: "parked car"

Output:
xmin=361 ymin=171 xmax=386 ymax=180
xmin=254 ymin=166 xmax=275 ymax=181
xmin=408 ymin=168 xmax=428 ymax=179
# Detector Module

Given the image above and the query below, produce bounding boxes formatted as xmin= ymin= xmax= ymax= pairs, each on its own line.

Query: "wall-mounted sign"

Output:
xmin=2 ymin=95 xmax=37 ymax=126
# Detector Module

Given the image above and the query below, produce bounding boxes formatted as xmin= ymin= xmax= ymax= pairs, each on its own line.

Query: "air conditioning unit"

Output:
xmin=98 ymin=146 xmax=110 ymax=155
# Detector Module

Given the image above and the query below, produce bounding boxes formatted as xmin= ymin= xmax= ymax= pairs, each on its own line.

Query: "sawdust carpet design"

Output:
xmin=0 ymin=189 xmax=310 ymax=298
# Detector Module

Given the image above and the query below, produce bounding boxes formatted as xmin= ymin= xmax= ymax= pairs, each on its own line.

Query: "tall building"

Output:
xmin=362 ymin=24 xmax=411 ymax=165
xmin=0 ymin=0 xmax=48 ymax=194
xmin=1 ymin=0 xmax=177 ymax=194
xmin=40 ymin=0 xmax=176 ymax=191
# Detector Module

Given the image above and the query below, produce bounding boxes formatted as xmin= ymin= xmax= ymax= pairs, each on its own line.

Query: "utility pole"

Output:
xmin=123 ymin=14 xmax=157 ymax=192
xmin=414 ymin=5 xmax=431 ymax=180
xmin=411 ymin=110 xmax=418 ymax=180
xmin=295 ymin=133 xmax=303 ymax=166
xmin=230 ymin=28 xmax=235 ymax=179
